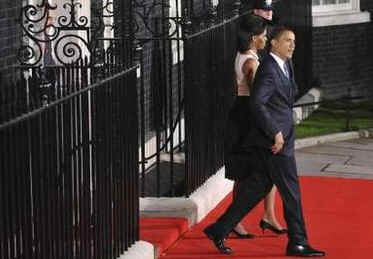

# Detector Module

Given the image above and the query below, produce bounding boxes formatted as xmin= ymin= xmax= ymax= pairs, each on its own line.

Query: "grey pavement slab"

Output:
xmin=298 ymin=144 xmax=370 ymax=157
xmin=348 ymin=157 xmax=373 ymax=168
xmin=326 ymin=138 xmax=373 ymax=150
xmin=296 ymin=137 xmax=373 ymax=179
xmin=324 ymin=163 xmax=373 ymax=175
xmin=295 ymin=152 xmax=349 ymax=175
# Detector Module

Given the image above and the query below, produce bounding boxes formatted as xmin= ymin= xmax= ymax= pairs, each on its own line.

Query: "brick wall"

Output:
xmin=312 ymin=8 xmax=373 ymax=99
xmin=0 ymin=1 xmax=21 ymax=82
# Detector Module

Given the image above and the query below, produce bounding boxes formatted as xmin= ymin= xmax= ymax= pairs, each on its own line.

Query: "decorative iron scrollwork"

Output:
xmin=18 ymin=0 xmax=93 ymax=66
xmin=101 ymin=0 xmax=115 ymax=31
xmin=57 ymin=0 xmax=89 ymax=27
xmin=132 ymin=0 xmax=184 ymax=39
xmin=18 ymin=0 xmax=57 ymax=65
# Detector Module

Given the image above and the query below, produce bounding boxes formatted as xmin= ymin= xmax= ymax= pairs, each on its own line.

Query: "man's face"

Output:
xmin=253 ymin=9 xmax=273 ymax=21
xmin=271 ymin=30 xmax=296 ymax=60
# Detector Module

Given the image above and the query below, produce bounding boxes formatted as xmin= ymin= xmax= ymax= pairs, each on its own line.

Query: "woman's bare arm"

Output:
xmin=242 ymin=58 xmax=259 ymax=91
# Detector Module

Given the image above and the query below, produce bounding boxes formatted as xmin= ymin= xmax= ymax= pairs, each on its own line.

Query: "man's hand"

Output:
xmin=271 ymin=132 xmax=284 ymax=154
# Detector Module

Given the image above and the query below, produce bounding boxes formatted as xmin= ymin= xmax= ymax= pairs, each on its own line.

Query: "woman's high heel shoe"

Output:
xmin=231 ymin=229 xmax=255 ymax=239
xmin=259 ymin=219 xmax=288 ymax=235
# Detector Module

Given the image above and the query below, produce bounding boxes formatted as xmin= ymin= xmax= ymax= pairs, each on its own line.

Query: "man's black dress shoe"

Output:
xmin=259 ymin=219 xmax=288 ymax=235
xmin=231 ymin=229 xmax=255 ymax=239
xmin=203 ymin=225 xmax=232 ymax=254
xmin=286 ymin=244 xmax=326 ymax=257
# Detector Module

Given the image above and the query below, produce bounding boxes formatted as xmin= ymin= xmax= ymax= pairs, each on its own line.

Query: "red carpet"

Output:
xmin=158 ymin=177 xmax=373 ymax=259
xmin=140 ymin=217 xmax=189 ymax=256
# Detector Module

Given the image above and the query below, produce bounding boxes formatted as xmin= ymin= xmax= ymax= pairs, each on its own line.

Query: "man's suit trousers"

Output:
xmin=211 ymin=147 xmax=308 ymax=246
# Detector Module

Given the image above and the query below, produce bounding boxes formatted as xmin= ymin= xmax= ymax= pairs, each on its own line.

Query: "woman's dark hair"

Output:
xmin=237 ymin=14 xmax=267 ymax=53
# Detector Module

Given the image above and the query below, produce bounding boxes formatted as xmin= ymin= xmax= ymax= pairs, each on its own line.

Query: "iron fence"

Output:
xmin=0 ymin=66 xmax=139 ymax=259
xmin=0 ymin=1 xmax=320 ymax=258
xmin=134 ymin=0 xmax=242 ymax=197
xmin=293 ymin=94 xmax=367 ymax=131
xmin=136 ymin=39 xmax=185 ymax=197
xmin=183 ymin=16 xmax=239 ymax=196
xmin=133 ymin=0 xmax=187 ymax=198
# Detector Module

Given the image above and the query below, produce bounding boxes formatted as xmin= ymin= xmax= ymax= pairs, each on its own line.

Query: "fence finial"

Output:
xmin=233 ymin=0 xmax=242 ymax=16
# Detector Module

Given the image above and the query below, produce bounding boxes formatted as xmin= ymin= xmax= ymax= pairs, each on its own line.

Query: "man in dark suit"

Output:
xmin=204 ymin=26 xmax=325 ymax=257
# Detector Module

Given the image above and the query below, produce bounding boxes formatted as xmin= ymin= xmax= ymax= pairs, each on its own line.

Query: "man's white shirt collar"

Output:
xmin=270 ymin=52 xmax=287 ymax=76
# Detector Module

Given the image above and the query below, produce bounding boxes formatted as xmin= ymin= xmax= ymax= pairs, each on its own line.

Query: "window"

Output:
xmin=312 ymin=0 xmax=352 ymax=13
xmin=312 ymin=0 xmax=370 ymax=27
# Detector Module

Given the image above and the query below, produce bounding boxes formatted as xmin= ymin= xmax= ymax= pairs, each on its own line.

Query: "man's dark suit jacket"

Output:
xmin=244 ymin=53 xmax=298 ymax=156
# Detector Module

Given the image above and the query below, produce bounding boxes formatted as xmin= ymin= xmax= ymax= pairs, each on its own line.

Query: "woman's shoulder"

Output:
xmin=242 ymin=58 xmax=258 ymax=71
xmin=237 ymin=52 xmax=259 ymax=61
xmin=238 ymin=54 xmax=259 ymax=69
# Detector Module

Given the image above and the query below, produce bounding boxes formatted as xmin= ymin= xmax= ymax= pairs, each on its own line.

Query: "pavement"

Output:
xmin=129 ymin=130 xmax=373 ymax=259
xmin=296 ymin=136 xmax=373 ymax=180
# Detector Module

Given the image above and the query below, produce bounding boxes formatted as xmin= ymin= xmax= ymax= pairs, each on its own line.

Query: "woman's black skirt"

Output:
xmin=224 ymin=96 xmax=255 ymax=180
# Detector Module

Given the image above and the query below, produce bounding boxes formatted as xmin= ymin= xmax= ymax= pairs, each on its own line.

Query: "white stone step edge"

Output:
xmin=119 ymin=240 xmax=155 ymax=259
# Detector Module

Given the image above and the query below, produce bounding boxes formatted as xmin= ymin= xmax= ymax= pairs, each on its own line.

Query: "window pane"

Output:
xmin=338 ymin=0 xmax=350 ymax=3
xmin=324 ymin=0 xmax=336 ymax=4
xmin=312 ymin=0 xmax=320 ymax=5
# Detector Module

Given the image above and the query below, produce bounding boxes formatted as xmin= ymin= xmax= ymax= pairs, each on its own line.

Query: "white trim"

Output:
xmin=139 ymin=168 xmax=234 ymax=224
xmin=172 ymin=42 xmax=184 ymax=65
xmin=293 ymin=88 xmax=321 ymax=125
xmin=118 ymin=241 xmax=155 ymax=259
xmin=313 ymin=10 xmax=370 ymax=27
xmin=312 ymin=0 xmax=371 ymax=27
xmin=103 ymin=0 xmax=114 ymax=50
xmin=189 ymin=168 xmax=234 ymax=222
xmin=139 ymin=118 xmax=185 ymax=173
xmin=313 ymin=0 xmax=354 ymax=13
xmin=170 ymin=0 xmax=184 ymax=64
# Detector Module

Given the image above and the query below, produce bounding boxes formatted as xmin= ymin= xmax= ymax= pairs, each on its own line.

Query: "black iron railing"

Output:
xmin=134 ymin=0 xmax=242 ymax=197
xmin=293 ymin=94 xmax=366 ymax=131
xmin=0 ymin=67 xmax=139 ymax=259
xmin=136 ymin=38 xmax=185 ymax=197
xmin=133 ymin=0 xmax=187 ymax=197
xmin=183 ymin=15 xmax=239 ymax=196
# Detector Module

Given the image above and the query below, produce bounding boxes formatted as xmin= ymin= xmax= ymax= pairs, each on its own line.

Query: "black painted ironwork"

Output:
xmin=4 ymin=0 xmax=135 ymax=120
xmin=9 ymin=0 xmax=313 ymax=200
xmin=135 ymin=0 xmax=242 ymax=197
xmin=0 ymin=66 xmax=139 ymax=259
xmin=134 ymin=0 xmax=186 ymax=197
xmin=133 ymin=0 xmax=183 ymax=39
xmin=2 ymin=2 xmax=316 ymax=258
xmin=18 ymin=0 xmax=133 ymax=67
xmin=183 ymin=15 xmax=239 ymax=196
xmin=1 ymin=1 xmax=140 ymax=259
xmin=19 ymin=0 xmax=90 ymax=66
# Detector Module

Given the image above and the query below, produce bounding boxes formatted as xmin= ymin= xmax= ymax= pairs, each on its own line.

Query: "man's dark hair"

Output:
xmin=269 ymin=25 xmax=293 ymax=42
xmin=237 ymin=15 xmax=267 ymax=53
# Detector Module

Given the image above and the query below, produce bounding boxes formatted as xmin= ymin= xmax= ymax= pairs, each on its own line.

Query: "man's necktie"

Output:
xmin=283 ymin=63 xmax=290 ymax=79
